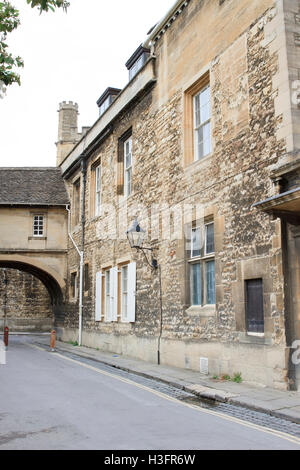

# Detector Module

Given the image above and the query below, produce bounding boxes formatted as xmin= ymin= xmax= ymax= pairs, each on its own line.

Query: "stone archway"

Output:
xmin=0 ymin=258 xmax=65 ymax=332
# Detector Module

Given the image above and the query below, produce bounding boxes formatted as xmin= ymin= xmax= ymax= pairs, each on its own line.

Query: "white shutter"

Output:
xmin=95 ymin=271 xmax=102 ymax=321
xmin=106 ymin=268 xmax=113 ymax=322
xmin=112 ymin=266 xmax=118 ymax=322
xmin=127 ymin=262 xmax=136 ymax=323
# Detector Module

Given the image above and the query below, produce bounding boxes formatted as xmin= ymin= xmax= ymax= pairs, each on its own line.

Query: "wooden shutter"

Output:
xmin=73 ymin=179 xmax=81 ymax=226
xmin=95 ymin=271 xmax=102 ymax=321
xmin=245 ymin=279 xmax=264 ymax=333
xmin=71 ymin=272 xmax=77 ymax=298
xmin=112 ymin=266 xmax=118 ymax=322
xmin=127 ymin=262 xmax=136 ymax=323
xmin=84 ymin=264 xmax=89 ymax=291
xmin=117 ymin=139 xmax=124 ymax=195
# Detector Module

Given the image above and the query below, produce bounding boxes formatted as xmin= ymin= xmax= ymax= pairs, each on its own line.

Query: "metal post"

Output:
xmin=157 ymin=265 xmax=163 ymax=365
xmin=3 ymin=268 xmax=8 ymax=330
xmin=50 ymin=330 xmax=56 ymax=352
xmin=78 ymin=252 xmax=84 ymax=347
xmin=4 ymin=326 xmax=9 ymax=349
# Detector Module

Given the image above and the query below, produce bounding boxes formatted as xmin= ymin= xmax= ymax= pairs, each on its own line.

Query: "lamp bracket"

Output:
xmin=136 ymin=246 xmax=158 ymax=269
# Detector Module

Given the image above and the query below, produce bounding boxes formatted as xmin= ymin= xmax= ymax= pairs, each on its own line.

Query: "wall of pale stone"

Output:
xmin=0 ymin=268 xmax=53 ymax=332
xmin=61 ymin=0 xmax=293 ymax=388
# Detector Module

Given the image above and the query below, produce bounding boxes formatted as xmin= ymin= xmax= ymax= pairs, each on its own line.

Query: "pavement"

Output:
xmin=21 ymin=334 xmax=300 ymax=426
xmin=4 ymin=335 xmax=300 ymax=450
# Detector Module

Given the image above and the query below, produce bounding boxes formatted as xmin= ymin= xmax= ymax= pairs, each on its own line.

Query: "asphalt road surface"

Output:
xmin=0 ymin=336 xmax=300 ymax=450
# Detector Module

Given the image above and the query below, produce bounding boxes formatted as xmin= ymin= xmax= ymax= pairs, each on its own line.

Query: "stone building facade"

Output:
xmin=0 ymin=168 xmax=69 ymax=331
xmin=56 ymin=0 xmax=300 ymax=390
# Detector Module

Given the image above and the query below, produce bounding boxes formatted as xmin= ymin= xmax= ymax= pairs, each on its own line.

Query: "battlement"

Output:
xmin=58 ymin=101 xmax=79 ymax=111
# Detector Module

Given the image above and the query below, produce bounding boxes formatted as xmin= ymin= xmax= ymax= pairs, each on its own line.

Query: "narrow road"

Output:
xmin=0 ymin=336 xmax=299 ymax=450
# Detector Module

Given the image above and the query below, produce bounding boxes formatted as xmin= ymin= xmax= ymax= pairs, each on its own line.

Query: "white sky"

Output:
xmin=0 ymin=0 xmax=175 ymax=167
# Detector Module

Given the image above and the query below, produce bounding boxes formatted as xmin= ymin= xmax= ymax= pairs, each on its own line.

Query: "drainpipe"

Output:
xmin=65 ymin=157 xmax=86 ymax=347
xmin=80 ymin=158 xmax=87 ymax=346
xmin=157 ymin=264 xmax=163 ymax=365
xmin=66 ymin=205 xmax=83 ymax=346
xmin=3 ymin=268 xmax=8 ymax=330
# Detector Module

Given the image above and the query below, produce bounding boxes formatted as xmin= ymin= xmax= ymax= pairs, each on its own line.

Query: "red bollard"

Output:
xmin=4 ymin=326 xmax=9 ymax=348
xmin=50 ymin=330 xmax=56 ymax=352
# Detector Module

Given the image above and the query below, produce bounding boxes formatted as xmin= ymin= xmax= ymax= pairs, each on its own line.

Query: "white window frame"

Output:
xmin=123 ymin=262 xmax=136 ymax=323
xmin=189 ymin=222 xmax=215 ymax=307
xmin=95 ymin=263 xmax=136 ymax=324
xmin=204 ymin=222 xmax=215 ymax=256
xmin=95 ymin=164 xmax=101 ymax=216
xmin=121 ymin=265 xmax=129 ymax=322
xmin=193 ymin=85 xmax=211 ymax=161
xmin=124 ymin=137 xmax=132 ymax=198
xmin=104 ymin=270 xmax=111 ymax=322
xmin=33 ymin=215 xmax=44 ymax=237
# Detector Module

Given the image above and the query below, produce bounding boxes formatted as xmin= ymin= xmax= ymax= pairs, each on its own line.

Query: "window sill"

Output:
xmin=184 ymin=152 xmax=213 ymax=172
xmin=89 ymin=214 xmax=102 ymax=223
xmin=71 ymin=224 xmax=81 ymax=234
xmin=185 ymin=305 xmax=216 ymax=317
xmin=28 ymin=236 xmax=47 ymax=240
xmin=97 ymin=320 xmax=134 ymax=325
xmin=238 ymin=332 xmax=272 ymax=346
xmin=119 ymin=192 xmax=134 ymax=202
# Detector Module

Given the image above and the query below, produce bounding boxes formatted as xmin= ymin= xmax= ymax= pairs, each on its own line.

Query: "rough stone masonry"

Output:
xmin=54 ymin=0 xmax=300 ymax=390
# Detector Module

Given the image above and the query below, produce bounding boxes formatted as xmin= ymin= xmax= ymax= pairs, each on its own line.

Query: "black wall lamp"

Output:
xmin=126 ymin=217 xmax=163 ymax=365
xmin=126 ymin=218 xmax=158 ymax=269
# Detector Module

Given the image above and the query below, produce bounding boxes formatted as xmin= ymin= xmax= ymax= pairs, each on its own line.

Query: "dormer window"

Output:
xmin=129 ymin=54 xmax=145 ymax=81
xmin=125 ymin=45 xmax=150 ymax=81
xmin=96 ymin=87 xmax=121 ymax=117
xmin=98 ymin=97 xmax=111 ymax=116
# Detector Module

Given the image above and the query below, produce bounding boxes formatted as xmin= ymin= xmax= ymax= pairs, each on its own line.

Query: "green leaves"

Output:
xmin=0 ymin=0 xmax=69 ymax=89
xmin=26 ymin=0 xmax=70 ymax=13
xmin=0 ymin=1 xmax=22 ymax=86
xmin=0 ymin=2 xmax=20 ymax=33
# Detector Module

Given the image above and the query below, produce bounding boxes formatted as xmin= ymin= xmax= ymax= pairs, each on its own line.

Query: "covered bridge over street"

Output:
xmin=0 ymin=167 xmax=69 ymax=332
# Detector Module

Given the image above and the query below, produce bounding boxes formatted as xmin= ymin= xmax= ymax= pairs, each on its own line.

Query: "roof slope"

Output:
xmin=0 ymin=168 xmax=69 ymax=205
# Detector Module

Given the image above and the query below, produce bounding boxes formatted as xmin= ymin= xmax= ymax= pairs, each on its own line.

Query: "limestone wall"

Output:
xmin=0 ymin=268 xmax=53 ymax=332
xmin=61 ymin=0 xmax=295 ymax=389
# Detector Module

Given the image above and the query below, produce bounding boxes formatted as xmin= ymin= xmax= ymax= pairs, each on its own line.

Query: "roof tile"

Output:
xmin=0 ymin=168 xmax=69 ymax=205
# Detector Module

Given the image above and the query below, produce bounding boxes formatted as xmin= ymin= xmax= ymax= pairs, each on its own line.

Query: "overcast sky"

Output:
xmin=0 ymin=0 xmax=175 ymax=167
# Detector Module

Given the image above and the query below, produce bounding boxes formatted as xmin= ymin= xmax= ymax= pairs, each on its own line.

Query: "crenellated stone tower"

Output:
xmin=56 ymin=101 xmax=83 ymax=167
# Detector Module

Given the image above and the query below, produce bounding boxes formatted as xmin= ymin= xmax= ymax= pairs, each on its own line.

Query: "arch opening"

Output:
xmin=0 ymin=260 xmax=65 ymax=332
